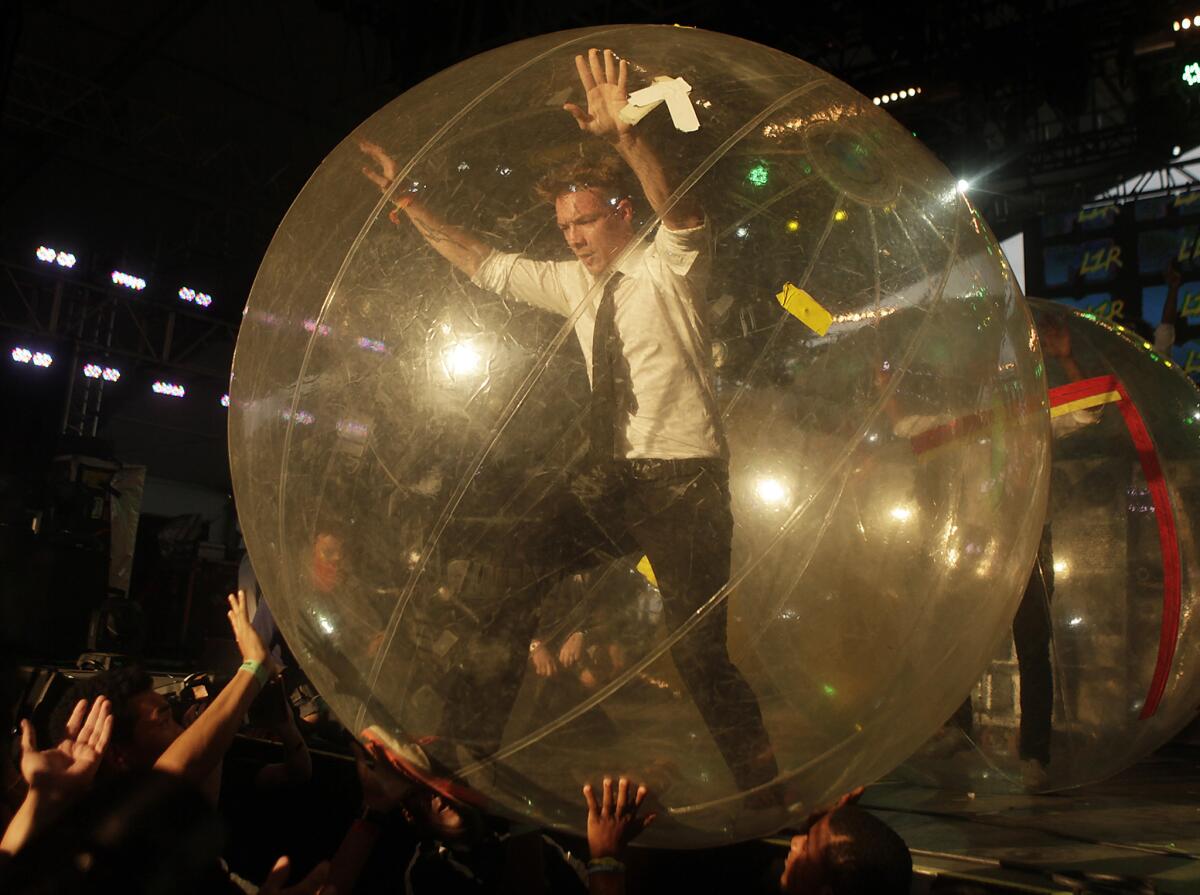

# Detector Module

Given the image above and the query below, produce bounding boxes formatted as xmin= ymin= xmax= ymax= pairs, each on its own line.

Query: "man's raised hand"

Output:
xmin=564 ymin=48 xmax=631 ymax=143
xmin=358 ymin=139 xmax=398 ymax=194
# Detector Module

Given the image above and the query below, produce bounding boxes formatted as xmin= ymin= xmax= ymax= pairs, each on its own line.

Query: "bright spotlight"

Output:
xmin=754 ymin=476 xmax=790 ymax=507
xmin=444 ymin=342 xmax=483 ymax=377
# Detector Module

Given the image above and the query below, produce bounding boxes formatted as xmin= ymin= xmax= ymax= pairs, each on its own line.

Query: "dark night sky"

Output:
xmin=2 ymin=0 xmax=1197 ymax=491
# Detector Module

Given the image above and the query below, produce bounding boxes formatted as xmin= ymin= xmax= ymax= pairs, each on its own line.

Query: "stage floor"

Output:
xmin=860 ymin=744 xmax=1200 ymax=893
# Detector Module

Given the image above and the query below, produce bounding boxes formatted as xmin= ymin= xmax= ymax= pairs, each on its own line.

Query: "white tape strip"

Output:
xmin=620 ymin=76 xmax=700 ymax=132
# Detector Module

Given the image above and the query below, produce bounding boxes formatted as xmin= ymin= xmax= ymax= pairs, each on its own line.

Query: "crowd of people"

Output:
xmin=1 ymin=587 xmax=914 ymax=894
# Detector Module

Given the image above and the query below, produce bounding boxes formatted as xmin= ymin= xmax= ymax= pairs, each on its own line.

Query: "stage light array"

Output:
xmin=178 ymin=286 xmax=213 ymax=308
xmin=111 ymin=270 xmax=146 ymax=291
xmin=1173 ymin=15 xmax=1200 ymax=30
xmin=83 ymin=364 xmax=122 ymax=382
xmin=873 ymin=87 xmax=922 ymax=105
xmin=36 ymin=246 xmax=76 ymax=268
xmin=11 ymin=347 xmax=53 ymax=367
xmin=152 ymin=381 xmax=185 ymax=398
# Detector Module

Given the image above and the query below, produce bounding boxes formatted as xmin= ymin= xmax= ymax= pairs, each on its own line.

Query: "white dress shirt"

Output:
xmin=472 ymin=221 xmax=726 ymax=460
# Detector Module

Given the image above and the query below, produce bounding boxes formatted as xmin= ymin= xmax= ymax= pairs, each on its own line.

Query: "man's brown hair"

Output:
xmin=534 ymin=152 xmax=635 ymax=206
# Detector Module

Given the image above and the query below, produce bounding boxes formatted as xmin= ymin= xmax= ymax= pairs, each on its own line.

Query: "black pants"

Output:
xmin=955 ymin=538 xmax=1053 ymax=765
xmin=436 ymin=458 xmax=776 ymax=791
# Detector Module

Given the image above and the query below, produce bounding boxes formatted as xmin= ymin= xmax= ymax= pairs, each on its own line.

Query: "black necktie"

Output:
xmin=588 ymin=272 xmax=624 ymax=462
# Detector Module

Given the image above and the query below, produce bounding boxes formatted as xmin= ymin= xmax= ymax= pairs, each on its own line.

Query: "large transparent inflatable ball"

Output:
xmin=905 ymin=299 xmax=1200 ymax=793
xmin=229 ymin=25 xmax=1050 ymax=845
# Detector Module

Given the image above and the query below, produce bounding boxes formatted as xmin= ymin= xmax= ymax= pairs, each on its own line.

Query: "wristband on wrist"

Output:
xmin=587 ymin=857 xmax=625 ymax=875
xmin=387 ymin=202 xmax=412 ymax=226
xmin=238 ymin=659 xmax=269 ymax=687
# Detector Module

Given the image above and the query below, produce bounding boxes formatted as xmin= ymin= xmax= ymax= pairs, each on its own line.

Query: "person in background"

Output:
xmin=1154 ymin=258 xmax=1183 ymax=356
xmin=49 ymin=592 xmax=274 ymax=804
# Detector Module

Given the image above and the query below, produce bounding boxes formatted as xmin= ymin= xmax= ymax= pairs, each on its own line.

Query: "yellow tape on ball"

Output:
xmin=776 ymin=282 xmax=832 ymax=336
xmin=636 ymin=555 xmax=657 ymax=587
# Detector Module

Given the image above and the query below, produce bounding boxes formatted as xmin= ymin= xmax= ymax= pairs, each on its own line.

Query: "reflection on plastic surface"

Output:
xmin=905 ymin=299 xmax=1200 ymax=794
xmin=229 ymin=26 xmax=1049 ymax=846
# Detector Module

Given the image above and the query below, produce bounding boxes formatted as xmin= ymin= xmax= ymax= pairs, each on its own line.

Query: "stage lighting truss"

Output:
xmin=1173 ymin=14 xmax=1200 ymax=30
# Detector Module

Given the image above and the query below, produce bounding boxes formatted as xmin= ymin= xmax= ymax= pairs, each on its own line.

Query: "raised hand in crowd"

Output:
xmin=154 ymin=590 xmax=276 ymax=796
xmin=583 ymin=776 xmax=656 ymax=895
xmin=1 ymin=698 xmax=112 ymax=855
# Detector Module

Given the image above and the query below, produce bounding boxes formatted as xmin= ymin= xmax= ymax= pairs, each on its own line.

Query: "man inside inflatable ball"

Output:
xmin=360 ymin=47 xmax=777 ymax=800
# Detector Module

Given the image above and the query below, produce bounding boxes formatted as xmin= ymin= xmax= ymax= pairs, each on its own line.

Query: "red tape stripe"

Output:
xmin=1048 ymin=375 xmax=1181 ymax=720
xmin=1112 ymin=382 xmax=1182 ymax=720
xmin=1047 ymin=374 xmax=1120 ymax=407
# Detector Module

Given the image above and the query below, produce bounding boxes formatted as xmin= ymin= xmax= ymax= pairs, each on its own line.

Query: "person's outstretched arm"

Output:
xmin=153 ymin=590 xmax=272 ymax=791
xmin=358 ymin=139 xmax=492 ymax=277
xmin=564 ymin=48 xmax=703 ymax=232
